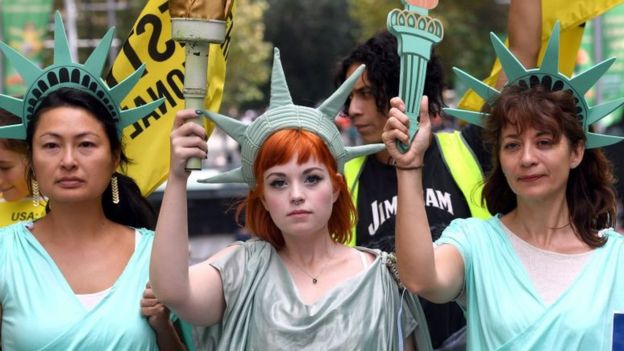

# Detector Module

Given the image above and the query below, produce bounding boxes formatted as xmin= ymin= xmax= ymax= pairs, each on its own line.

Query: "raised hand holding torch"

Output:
xmin=387 ymin=0 xmax=444 ymax=153
xmin=170 ymin=0 xmax=233 ymax=170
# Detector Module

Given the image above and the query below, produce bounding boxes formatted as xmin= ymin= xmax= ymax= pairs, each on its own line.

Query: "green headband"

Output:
xmin=0 ymin=11 xmax=163 ymax=140
xmin=444 ymin=22 xmax=624 ymax=149
xmin=199 ymin=48 xmax=385 ymax=188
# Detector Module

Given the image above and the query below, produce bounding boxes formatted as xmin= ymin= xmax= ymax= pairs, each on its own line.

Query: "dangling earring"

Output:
xmin=111 ymin=175 xmax=120 ymax=204
xmin=31 ymin=179 xmax=41 ymax=206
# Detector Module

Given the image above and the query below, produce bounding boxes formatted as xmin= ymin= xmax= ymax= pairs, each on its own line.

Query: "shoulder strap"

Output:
xmin=435 ymin=131 xmax=491 ymax=219
xmin=344 ymin=155 xmax=367 ymax=246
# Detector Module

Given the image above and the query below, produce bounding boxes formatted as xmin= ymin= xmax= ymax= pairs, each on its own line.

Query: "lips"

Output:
xmin=56 ymin=177 xmax=84 ymax=187
xmin=518 ymin=175 xmax=543 ymax=182
xmin=287 ymin=209 xmax=311 ymax=216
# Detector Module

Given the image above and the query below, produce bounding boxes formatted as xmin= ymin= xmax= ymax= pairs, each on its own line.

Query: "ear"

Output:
xmin=570 ymin=141 xmax=585 ymax=169
xmin=333 ymin=173 xmax=343 ymax=204
xmin=260 ymin=195 xmax=269 ymax=211
xmin=112 ymin=149 xmax=122 ymax=171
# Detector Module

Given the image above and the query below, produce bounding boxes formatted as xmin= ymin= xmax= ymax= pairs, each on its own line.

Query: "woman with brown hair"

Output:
xmin=382 ymin=24 xmax=624 ymax=350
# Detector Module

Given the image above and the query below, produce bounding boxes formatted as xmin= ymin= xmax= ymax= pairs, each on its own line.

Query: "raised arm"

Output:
xmin=382 ymin=97 xmax=465 ymax=303
xmin=496 ymin=0 xmax=542 ymax=88
xmin=150 ymin=109 xmax=229 ymax=325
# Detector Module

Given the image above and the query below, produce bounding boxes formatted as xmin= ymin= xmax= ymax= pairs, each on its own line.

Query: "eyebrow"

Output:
xmin=264 ymin=167 xmax=325 ymax=179
xmin=38 ymin=131 xmax=101 ymax=139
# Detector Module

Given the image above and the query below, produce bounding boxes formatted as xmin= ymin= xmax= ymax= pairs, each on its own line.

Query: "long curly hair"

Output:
xmin=481 ymin=84 xmax=617 ymax=247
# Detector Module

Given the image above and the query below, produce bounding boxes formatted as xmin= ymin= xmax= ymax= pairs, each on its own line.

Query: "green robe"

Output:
xmin=195 ymin=239 xmax=432 ymax=350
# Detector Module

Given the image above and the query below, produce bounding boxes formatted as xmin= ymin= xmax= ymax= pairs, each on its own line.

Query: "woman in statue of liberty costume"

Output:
xmin=383 ymin=23 xmax=624 ymax=350
xmin=0 ymin=13 xmax=186 ymax=350
xmin=150 ymin=49 xmax=432 ymax=351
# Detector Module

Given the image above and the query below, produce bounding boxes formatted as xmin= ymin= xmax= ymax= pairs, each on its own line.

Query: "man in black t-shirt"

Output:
xmin=335 ymin=31 xmax=491 ymax=350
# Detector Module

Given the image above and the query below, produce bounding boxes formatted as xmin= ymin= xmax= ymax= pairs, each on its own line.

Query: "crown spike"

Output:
xmin=202 ymin=110 xmax=248 ymax=143
xmin=84 ymin=27 xmax=116 ymax=76
xmin=110 ymin=65 xmax=146 ymax=103
xmin=268 ymin=48 xmax=293 ymax=109
xmin=540 ymin=22 xmax=560 ymax=74
xmin=0 ymin=95 xmax=24 ymax=118
xmin=0 ymin=42 xmax=43 ymax=86
xmin=570 ymin=58 xmax=615 ymax=96
xmin=443 ymin=108 xmax=486 ymax=128
xmin=345 ymin=144 xmax=386 ymax=162
xmin=453 ymin=67 xmax=499 ymax=103
xmin=197 ymin=167 xmax=246 ymax=184
xmin=586 ymin=98 xmax=624 ymax=126
xmin=53 ymin=12 xmax=73 ymax=64
xmin=318 ymin=64 xmax=365 ymax=120
xmin=118 ymin=98 xmax=164 ymax=133
xmin=490 ymin=32 xmax=527 ymax=83
xmin=586 ymin=132 xmax=624 ymax=149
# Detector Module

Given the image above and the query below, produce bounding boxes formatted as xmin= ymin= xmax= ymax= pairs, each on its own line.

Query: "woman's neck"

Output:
xmin=33 ymin=200 xmax=114 ymax=242
xmin=502 ymin=196 xmax=589 ymax=253
xmin=279 ymin=229 xmax=341 ymax=268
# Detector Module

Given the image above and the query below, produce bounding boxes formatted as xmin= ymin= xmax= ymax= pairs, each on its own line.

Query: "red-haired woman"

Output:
xmin=150 ymin=108 xmax=432 ymax=351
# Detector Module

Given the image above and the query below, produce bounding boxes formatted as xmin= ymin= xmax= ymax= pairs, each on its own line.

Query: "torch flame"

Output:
xmin=169 ymin=0 xmax=233 ymax=20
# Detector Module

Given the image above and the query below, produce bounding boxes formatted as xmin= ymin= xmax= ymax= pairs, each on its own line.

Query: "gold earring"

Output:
xmin=111 ymin=175 xmax=120 ymax=204
xmin=31 ymin=179 xmax=40 ymax=206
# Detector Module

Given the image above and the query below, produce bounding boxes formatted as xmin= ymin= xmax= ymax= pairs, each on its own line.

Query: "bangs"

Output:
xmin=254 ymin=129 xmax=337 ymax=178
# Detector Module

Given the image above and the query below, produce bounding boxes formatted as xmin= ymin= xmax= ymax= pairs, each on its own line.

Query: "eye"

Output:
xmin=269 ymin=178 xmax=287 ymax=189
xmin=537 ymin=138 xmax=554 ymax=148
xmin=305 ymin=174 xmax=323 ymax=185
xmin=502 ymin=142 xmax=519 ymax=151
xmin=79 ymin=141 xmax=96 ymax=148
xmin=42 ymin=142 xmax=59 ymax=150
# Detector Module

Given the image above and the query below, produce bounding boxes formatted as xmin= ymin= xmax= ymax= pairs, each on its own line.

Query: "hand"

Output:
xmin=141 ymin=283 xmax=173 ymax=333
xmin=169 ymin=109 xmax=208 ymax=180
xmin=382 ymin=96 xmax=432 ymax=168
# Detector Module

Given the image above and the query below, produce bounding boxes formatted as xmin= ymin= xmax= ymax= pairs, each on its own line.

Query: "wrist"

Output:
xmin=395 ymin=164 xmax=424 ymax=171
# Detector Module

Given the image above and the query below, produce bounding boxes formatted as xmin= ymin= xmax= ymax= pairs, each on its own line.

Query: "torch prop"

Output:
xmin=387 ymin=0 xmax=444 ymax=153
xmin=170 ymin=0 xmax=232 ymax=170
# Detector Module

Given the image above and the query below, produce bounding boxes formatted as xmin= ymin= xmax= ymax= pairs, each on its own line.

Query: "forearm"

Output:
xmin=150 ymin=176 xmax=193 ymax=308
xmin=153 ymin=319 xmax=186 ymax=351
xmin=395 ymin=169 xmax=438 ymax=293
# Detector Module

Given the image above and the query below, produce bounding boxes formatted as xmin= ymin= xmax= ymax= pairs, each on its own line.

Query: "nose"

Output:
xmin=520 ymin=144 xmax=537 ymax=167
xmin=60 ymin=147 xmax=77 ymax=170
xmin=290 ymin=181 xmax=305 ymax=205
xmin=348 ymin=96 xmax=363 ymax=119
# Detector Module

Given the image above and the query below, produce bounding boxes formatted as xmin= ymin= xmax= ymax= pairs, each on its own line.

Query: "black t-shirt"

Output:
xmin=354 ymin=127 xmax=488 ymax=348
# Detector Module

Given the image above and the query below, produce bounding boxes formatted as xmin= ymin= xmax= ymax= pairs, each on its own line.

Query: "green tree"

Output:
xmin=221 ymin=0 xmax=272 ymax=113
xmin=263 ymin=0 xmax=359 ymax=107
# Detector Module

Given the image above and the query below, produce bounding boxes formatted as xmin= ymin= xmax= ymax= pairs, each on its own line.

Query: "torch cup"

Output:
xmin=387 ymin=0 xmax=444 ymax=153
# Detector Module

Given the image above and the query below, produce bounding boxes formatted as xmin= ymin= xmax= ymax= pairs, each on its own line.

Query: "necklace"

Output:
xmin=283 ymin=254 xmax=331 ymax=285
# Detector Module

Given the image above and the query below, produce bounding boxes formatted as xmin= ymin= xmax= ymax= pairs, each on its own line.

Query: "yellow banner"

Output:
xmin=107 ymin=0 xmax=235 ymax=195
xmin=0 ymin=198 xmax=45 ymax=227
xmin=458 ymin=0 xmax=622 ymax=112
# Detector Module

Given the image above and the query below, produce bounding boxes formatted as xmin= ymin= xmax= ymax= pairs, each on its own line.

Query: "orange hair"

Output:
xmin=236 ymin=129 xmax=355 ymax=249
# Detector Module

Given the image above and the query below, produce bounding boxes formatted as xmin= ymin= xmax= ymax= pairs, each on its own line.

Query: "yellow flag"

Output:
xmin=107 ymin=0 xmax=236 ymax=195
xmin=458 ymin=0 xmax=622 ymax=112
xmin=0 ymin=198 xmax=45 ymax=227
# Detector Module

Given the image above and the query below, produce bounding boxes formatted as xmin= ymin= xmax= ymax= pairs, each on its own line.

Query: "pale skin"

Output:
xmin=0 ymin=107 xmax=183 ymax=350
xmin=150 ymin=109 xmax=415 ymax=350
xmin=382 ymin=96 xmax=587 ymax=303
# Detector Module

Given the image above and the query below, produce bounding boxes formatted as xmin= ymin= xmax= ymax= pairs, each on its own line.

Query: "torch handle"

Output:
xmin=396 ymin=54 xmax=428 ymax=153
xmin=182 ymin=41 xmax=210 ymax=171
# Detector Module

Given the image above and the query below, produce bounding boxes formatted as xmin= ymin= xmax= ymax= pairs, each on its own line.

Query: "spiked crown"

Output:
xmin=199 ymin=48 xmax=385 ymax=188
xmin=0 ymin=12 xmax=163 ymax=140
xmin=444 ymin=22 xmax=624 ymax=149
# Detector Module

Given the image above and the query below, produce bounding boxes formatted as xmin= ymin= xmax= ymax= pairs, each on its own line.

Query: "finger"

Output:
xmin=418 ymin=96 xmax=431 ymax=128
xmin=390 ymin=97 xmax=405 ymax=111
xmin=142 ymin=287 xmax=155 ymax=299
xmin=141 ymin=304 xmax=166 ymax=317
xmin=173 ymin=109 xmax=202 ymax=129
xmin=172 ymin=119 xmax=207 ymax=140
xmin=140 ymin=298 xmax=157 ymax=308
xmin=384 ymin=116 xmax=409 ymax=135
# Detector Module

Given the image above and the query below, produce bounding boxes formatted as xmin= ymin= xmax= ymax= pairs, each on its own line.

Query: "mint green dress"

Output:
xmin=0 ymin=222 xmax=159 ymax=350
xmin=195 ymin=239 xmax=432 ymax=351
xmin=436 ymin=216 xmax=624 ymax=350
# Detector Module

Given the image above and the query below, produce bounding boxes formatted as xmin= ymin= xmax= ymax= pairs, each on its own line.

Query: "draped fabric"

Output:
xmin=436 ymin=217 xmax=624 ymax=350
xmin=0 ymin=223 xmax=159 ymax=350
xmin=195 ymin=239 xmax=432 ymax=351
